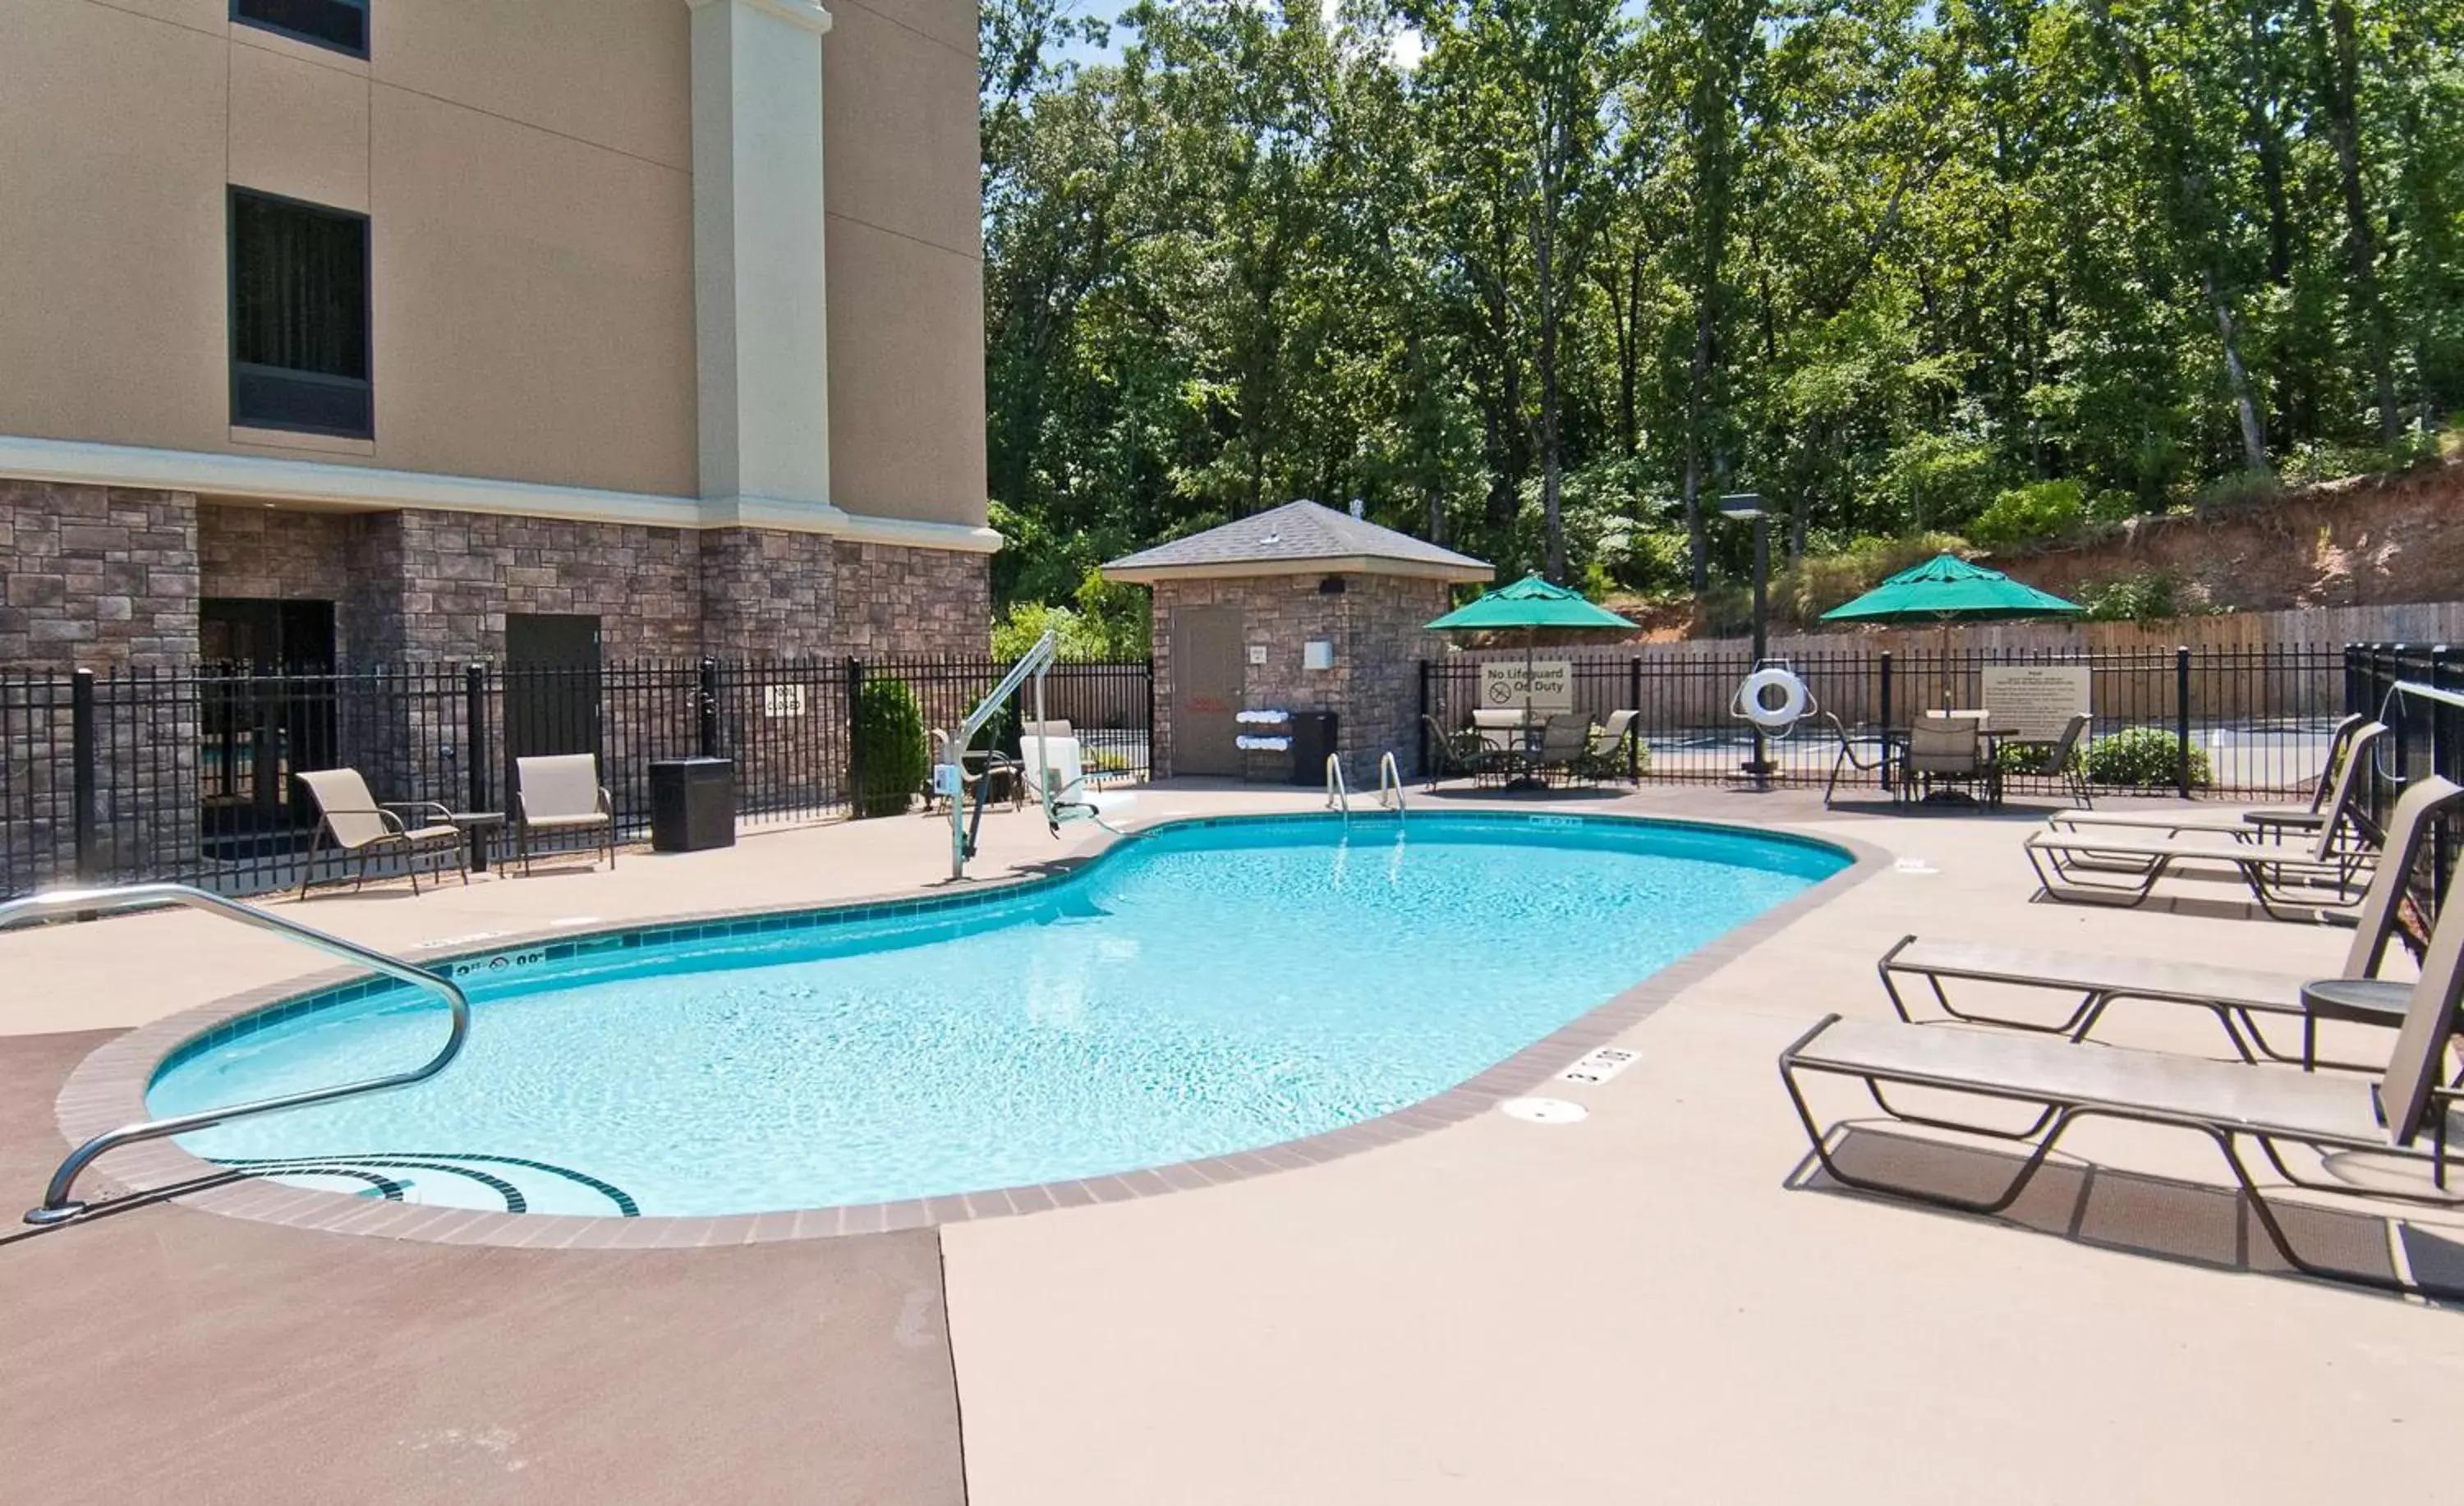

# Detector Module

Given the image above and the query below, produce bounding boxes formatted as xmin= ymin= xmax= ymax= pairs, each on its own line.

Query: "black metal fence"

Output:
xmin=2 ymin=654 xmax=1152 ymax=900
xmin=1423 ymin=645 xmax=2348 ymax=798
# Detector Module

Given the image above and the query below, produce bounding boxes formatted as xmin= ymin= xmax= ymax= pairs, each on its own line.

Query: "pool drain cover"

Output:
xmin=1499 ymin=1096 xmax=1588 ymax=1125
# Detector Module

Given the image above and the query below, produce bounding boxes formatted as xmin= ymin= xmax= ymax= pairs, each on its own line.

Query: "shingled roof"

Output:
xmin=1101 ymin=501 xmax=1493 ymax=584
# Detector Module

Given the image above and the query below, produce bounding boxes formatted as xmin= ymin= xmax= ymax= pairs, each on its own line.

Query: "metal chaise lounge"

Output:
xmin=2022 ymin=761 xmax=2388 ymax=919
xmin=2039 ymin=719 xmax=2381 ymax=848
xmin=1884 ymin=776 xmax=2463 ymax=1069
xmin=1777 ymin=884 xmax=2464 ymax=1300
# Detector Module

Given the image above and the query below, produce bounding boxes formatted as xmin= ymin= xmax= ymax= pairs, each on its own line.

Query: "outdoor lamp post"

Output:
xmin=1720 ymin=493 xmax=1774 ymax=788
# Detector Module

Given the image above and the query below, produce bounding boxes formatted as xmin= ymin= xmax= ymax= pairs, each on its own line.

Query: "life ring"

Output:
xmin=1735 ymin=667 xmax=1809 ymax=732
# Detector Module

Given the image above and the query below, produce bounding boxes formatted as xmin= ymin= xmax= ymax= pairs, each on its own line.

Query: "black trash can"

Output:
xmin=650 ymin=757 xmax=736 ymax=852
xmin=1287 ymin=711 xmax=1339 ymax=786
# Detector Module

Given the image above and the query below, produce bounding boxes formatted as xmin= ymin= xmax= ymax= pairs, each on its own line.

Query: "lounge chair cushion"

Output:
xmin=1791 ymin=1016 xmax=2397 ymax=1143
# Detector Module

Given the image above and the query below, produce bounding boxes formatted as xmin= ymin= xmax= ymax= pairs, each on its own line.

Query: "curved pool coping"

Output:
xmin=51 ymin=809 xmax=1889 ymax=1249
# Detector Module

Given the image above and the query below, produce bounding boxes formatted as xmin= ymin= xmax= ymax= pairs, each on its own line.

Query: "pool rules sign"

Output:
xmin=1979 ymin=665 xmax=2091 ymax=740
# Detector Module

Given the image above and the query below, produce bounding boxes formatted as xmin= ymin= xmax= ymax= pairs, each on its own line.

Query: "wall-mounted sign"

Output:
xmin=1480 ymin=659 xmax=1573 ymax=714
xmin=1979 ymin=665 xmax=2091 ymax=740
xmin=1248 ymin=645 xmax=1268 ymax=666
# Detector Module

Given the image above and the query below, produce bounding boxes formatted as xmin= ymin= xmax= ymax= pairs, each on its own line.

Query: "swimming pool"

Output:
xmin=147 ymin=814 xmax=1848 ymax=1218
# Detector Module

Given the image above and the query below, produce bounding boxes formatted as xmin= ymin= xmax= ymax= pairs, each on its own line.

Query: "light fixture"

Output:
xmin=1717 ymin=492 xmax=1766 ymax=521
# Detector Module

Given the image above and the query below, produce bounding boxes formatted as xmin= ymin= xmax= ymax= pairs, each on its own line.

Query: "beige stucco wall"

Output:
xmin=0 ymin=0 xmax=987 ymax=532
xmin=823 ymin=0 xmax=989 ymax=529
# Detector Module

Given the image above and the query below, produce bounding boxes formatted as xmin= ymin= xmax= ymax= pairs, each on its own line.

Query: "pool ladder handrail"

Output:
xmin=0 ymin=882 xmax=472 ymax=1227
xmin=1377 ymin=751 xmax=1406 ymax=816
xmin=1325 ymin=753 xmax=1349 ymax=817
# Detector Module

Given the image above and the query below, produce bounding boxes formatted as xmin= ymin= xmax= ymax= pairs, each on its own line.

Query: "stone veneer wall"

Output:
xmin=832 ymin=540 xmax=991 ymax=658
xmin=1330 ymin=573 xmax=1453 ymax=777
xmin=0 ymin=480 xmax=200 ymax=888
xmin=393 ymin=512 xmax=707 ymax=661
xmin=700 ymin=528 xmax=839 ymax=659
xmin=1148 ymin=572 xmax=1450 ymax=780
xmin=0 ymin=480 xmax=199 ymax=666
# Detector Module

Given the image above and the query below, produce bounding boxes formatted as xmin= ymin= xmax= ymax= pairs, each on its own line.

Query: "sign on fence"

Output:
xmin=1480 ymin=659 xmax=1573 ymax=714
xmin=763 ymin=683 xmax=807 ymax=719
xmin=1979 ymin=665 xmax=2092 ymax=740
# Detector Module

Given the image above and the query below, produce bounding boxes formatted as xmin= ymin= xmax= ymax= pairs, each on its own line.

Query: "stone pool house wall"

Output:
xmin=0 ymin=0 xmax=996 ymax=672
xmin=1104 ymin=503 xmax=1493 ymax=783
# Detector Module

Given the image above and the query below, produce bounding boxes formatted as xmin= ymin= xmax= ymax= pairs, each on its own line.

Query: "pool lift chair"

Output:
xmin=938 ymin=630 xmax=1138 ymax=881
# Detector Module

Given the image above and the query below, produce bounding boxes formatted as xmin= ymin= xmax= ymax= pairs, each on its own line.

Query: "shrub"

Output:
xmin=2078 ymin=570 xmax=2183 ymax=622
xmin=1968 ymin=480 xmax=2087 ymax=549
xmin=853 ymin=677 xmax=930 ymax=818
xmin=2084 ymin=726 xmax=2209 ymax=789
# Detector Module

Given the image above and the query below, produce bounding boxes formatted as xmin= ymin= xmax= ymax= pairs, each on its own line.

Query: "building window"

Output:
xmin=232 ymin=0 xmax=368 ymax=57
xmin=229 ymin=189 xmax=371 ymax=439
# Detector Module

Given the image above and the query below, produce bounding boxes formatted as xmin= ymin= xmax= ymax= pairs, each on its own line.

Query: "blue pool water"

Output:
xmin=151 ymin=815 xmax=1846 ymax=1216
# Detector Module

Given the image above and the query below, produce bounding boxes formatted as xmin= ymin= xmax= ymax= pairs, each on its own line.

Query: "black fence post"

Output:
xmin=2174 ymin=645 xmax=2193 ymax=798
xmin=1144 ymin=655 xmax=1158 ymax=782
xmin=462 ymin=663 xmax=489 ymax=813
xmin=1416 ymin=660 xmax=1431 ymax=776
xmin=697 ymin=657 xmax=721 ymax=758
xmin=70 ymin=668 xmax=97 ymax=882
xmin=844 ymin=657 xmax=866 ymax=814
xmin=1627 ymin=656 xmax=1643 ymax=781
xmin=1877 ymin=652 xmax=1893 ymax=791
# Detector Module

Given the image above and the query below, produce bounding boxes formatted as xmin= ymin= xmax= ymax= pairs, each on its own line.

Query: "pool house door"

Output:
xmin=1171 ymin=605 xmax=1243 ymax=776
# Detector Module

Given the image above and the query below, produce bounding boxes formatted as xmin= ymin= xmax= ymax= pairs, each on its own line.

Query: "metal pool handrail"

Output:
xmin=1325 ymin=753 xmax=1350 ymax=818
xmin=1377 ymin=751 xmax=1406 ymax=816
xmin=1 ymin=883 xmax=472 ymax=1226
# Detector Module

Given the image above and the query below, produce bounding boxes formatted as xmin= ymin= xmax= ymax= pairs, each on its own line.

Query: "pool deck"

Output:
xmin=3 ymin=781 xmax=2460 ymax=1503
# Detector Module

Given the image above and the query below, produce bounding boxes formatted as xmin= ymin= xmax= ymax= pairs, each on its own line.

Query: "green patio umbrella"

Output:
xmin=1427 ymin=575 xmax=1638 ymax=723
xmin=1821 ymin=553 xmax=2083 ymax=709
xmin=1818 ymin=553 xmax=2083 ymax=625
xmin=1426 ymin=573 xmax=1643 ymax=634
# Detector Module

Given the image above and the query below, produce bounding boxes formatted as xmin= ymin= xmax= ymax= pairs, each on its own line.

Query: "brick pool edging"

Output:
xmin=47 ymin=812 xmax=1892 ymax=1249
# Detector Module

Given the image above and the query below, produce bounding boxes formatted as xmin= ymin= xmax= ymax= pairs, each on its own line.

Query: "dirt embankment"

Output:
xmin=1996 ymin=460 xmax=2464 ymax=613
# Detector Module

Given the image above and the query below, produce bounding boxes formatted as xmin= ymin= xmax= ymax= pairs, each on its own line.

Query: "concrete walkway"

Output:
xmin=2 ymin=783 xmax=2458 ymax=1503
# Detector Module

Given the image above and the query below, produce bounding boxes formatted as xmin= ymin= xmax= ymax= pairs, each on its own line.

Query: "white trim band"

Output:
xmin=0 ymin=433 xmax=1003 ymax=554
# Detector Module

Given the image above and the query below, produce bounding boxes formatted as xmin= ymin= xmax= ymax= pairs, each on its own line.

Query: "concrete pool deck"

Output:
xmin=2 ymin=782 xmax=2459 ymax=1503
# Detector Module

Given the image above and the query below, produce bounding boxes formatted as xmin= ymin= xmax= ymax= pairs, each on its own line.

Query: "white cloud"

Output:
xmin=1387 ymin=25 xmax=1426 ymax=68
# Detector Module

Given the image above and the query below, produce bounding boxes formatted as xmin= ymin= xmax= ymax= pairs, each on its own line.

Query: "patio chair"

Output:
xmin=1471 ymin=709 xmax=1535 ymax=787
xmin=2040 ymin=721 xmax=2382 ymax=847
xmin=1817 ymin=712 xmax=1896 ymax=809
xmin=513 ymin=753 xmax=616 ymax=874
xmin=1532 ymin=714 xmax=1593 ymax=786
xmin=1018 ymin=731 xmax=1136 ymax=833
xmin=1904 ymin=713 xmax=1999 ymax=806
xmin=1420 ymin=714 xmax=1499 ymax=790
xmin=1574 ymin=709 xmax=1642 ymax=786
xmin=1777 ymin=860 xmax=2464 ymax=1301
xmin=1996 ymin=712 xmax=2093 ymax=809
xmin=1881 ymin=775 xmax=2464 ymax=1070
xmin=295 ymin=768 xmax=470 ymax=899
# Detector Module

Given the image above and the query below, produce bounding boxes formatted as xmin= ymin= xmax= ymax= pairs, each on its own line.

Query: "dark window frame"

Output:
xmin=230 ymin=0 xmax=370 ymax=59
xmin=227 ymin=186 xmax=374 ymax=440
